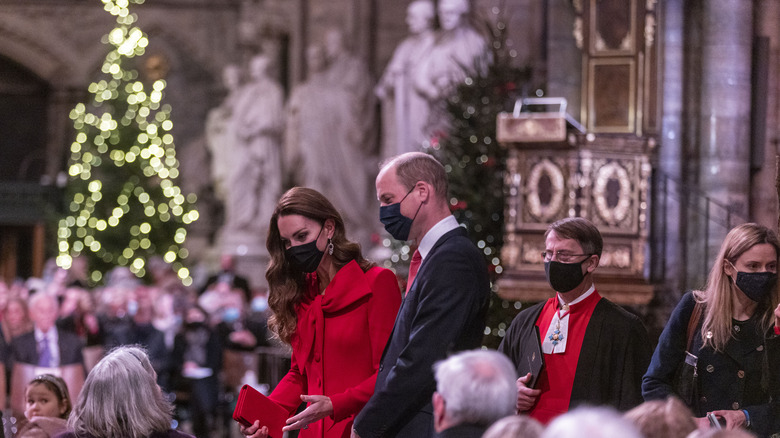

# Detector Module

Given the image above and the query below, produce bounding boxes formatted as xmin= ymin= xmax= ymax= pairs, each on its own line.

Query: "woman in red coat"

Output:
xmin=241 ymin=187 xmax=402 ymax=438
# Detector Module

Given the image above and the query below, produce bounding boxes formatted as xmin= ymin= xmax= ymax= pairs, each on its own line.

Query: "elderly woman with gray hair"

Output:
xmin=432 ymin=349 xmax=518 ymax=437
xmin=55 ymin=345 xmax=194 ymax=438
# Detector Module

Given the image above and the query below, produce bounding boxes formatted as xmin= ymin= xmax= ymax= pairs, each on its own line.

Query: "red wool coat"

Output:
xmin=269 ymin=261 xmax=401 ymax=438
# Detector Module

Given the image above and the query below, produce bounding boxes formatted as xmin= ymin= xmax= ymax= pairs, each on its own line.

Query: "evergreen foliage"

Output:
xmin=429 ymin=13 xmax=534 ymax=348
xmin=57 ymin=0 xmax=198 ymax=286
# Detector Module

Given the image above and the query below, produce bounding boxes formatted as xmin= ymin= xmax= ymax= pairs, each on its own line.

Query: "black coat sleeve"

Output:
xmin=642 ymin=292 xmax=697 ymax=401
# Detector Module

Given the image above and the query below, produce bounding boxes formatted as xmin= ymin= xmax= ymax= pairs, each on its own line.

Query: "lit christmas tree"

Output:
xmin=57 ymin=0 xmax=198 ymax=286
xmin=428 ymin=11 xmax=533 ymax=348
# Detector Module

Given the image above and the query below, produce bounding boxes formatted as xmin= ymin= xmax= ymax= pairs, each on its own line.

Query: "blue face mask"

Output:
xmin=127 ymin=300 xmax=139 ymax=316
xmin=222 ymin=307 xmax=241 ymax=323
xmin=379 ymin=187 xmax=422 ymax=241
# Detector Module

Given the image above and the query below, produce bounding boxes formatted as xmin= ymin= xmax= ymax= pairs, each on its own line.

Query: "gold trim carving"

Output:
xmin=589 ymin=0 xmax=636 ymax=56
xmin=501 ymin=233 xmax=520 ymax=267
xmin=644 ymin=13 xmax=656 ymax=47
xmin=527 ymin=159 xmax=566 ymax=222
xmin=595 ymin=33 xmax=633 ymax=52
xmin=573 ymin=17 xmax=584 ymax=50
xmin=521 ymin=241 xmax=546 ymax=265
xmin=600 ymin=245 xmax=632 ymax=269
xmin=593 ymin=161 xmax=632 ymax=226
xmin=646 ymin=0 xmax=657 ymax=12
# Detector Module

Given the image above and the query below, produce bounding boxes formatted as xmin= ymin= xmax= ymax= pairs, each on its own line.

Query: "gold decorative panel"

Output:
xmin=588 ymin=59 xmax=635 ymax=133
xmin=579 ymin=151 xmax=651 ymax=235
xmin=575 ymin=0 xmax=658 ymax=136
xmin=498 ymin=136 xmax=654 ymax=304
xmin=590 ymin=0 xmax=636 ymax=56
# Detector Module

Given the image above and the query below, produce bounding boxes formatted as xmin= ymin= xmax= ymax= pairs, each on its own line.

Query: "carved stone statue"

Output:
xmin=225 ymin=54 xmax=284 ymax=237
xmin=323 ymin=28 xmax=377 ymax=157
xmin=285 ymin=44 xmax=376 ymax=249
xmin=413 ymin=0 xmax=490 ymax=131
xmin=375 ymin=0 xmax=436 ymax=158
xmin=205 ymin=64 xmax=241 ymax=199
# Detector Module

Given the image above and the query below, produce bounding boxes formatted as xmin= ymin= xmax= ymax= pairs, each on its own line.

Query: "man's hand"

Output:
xmin=282 ymin=395 xmax=333 ymax=431
xmin=516 ymin=373 xmax=542 ymax=413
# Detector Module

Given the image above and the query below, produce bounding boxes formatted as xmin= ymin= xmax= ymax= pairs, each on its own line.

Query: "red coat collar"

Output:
xmin=292 ymin=260 xmax=372 ymax=363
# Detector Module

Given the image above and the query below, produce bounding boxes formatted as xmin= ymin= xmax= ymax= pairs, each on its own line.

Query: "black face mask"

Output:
xmin=285 ymin=226 xmax=325 ymax=274
xmin=544 ymin=259 xmax=589 ymax=293
xmin=734 ymin=271 xmax=777 ymax=302
xmin=379 ymin=186 xmax=422 ymax=241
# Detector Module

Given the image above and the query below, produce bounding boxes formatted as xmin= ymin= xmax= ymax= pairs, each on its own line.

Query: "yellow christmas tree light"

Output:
xmin=58 ymin=0 xmax=197 ymax=286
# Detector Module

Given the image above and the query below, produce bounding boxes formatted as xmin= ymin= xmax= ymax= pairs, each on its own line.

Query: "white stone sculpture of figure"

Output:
xmin=413 ymin=0 xmax=490 ymax=130
xmin=375 ymin=0 xmax=436 ymax=158
xmin=226 ymin=54 xmax=284 ymax=236
xmin=205 ymin=64 xmax=241 ymax=200
xmin=323 ymin=28 xmax=376 ymax=155
xmin=285 ymin=44 xmax=375 ymax=249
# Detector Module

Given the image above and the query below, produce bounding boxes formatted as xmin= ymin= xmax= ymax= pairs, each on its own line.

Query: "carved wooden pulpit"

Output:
xmin=496 ymin=0 xmax=659 ymax=305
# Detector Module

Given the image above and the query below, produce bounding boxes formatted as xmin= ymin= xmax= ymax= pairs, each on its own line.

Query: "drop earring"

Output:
xmin=327 ymin=239 xmax=334 ymax=255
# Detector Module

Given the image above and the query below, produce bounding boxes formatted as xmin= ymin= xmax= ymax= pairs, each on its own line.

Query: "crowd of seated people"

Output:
xmin=0 ymin=255 xmax=274 ymax=438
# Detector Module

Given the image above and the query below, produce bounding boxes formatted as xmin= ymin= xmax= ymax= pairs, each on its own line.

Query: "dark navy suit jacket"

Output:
xmin=354 ymin=226 xmax=490 ymax=437
xmin=11 ymin=329 xmax=84 ymax=366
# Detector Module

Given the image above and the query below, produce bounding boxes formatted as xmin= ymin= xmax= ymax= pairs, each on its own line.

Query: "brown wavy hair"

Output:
xmin=265 ymin=187 xmax=375 ymax=345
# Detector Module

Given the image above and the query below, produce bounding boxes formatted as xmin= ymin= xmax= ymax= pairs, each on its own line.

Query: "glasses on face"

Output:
xmin=541 ymin=250 xmax=591 ymax=263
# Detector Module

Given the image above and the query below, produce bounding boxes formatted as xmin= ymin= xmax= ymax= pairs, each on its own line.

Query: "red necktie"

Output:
xmin=406 ymin=250 xmax=422 ymax=294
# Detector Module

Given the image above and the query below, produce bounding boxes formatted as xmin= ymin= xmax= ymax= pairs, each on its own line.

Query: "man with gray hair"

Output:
xmin=432 ymin=350 xmax=518 ymax=438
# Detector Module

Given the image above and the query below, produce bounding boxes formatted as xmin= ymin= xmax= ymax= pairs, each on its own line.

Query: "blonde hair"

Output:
xmin=693 ymin=223 xmax=780 ymax=352
xmin=624 ymin=397 xmax=696 ymax=438
xmin=482 ymin=415 xmax=544 ymax=438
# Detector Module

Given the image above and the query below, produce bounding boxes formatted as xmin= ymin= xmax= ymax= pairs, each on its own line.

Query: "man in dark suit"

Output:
xmin=200 ymin=253 xmax=252 ymax=302
xmin=11 ymin=292 xmax=84 ymax=367
xmin=352 ymin=152 xmax=490 ymax=437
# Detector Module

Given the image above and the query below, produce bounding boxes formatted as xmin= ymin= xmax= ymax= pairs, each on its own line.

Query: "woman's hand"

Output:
xmin=515 ymin=373 xmax=542 ymax=413
xmin=696 ymin=411 xmax=747 ymax=431
xmin=694 ymin=416 xmax=710 ymax=430
xmin=710 ymin=410 xmax=747 ymax=430
xmin=282 ymin=395 xmax=333 ymax=431
xmin=239 ymin=420 xmax=269 ymax=438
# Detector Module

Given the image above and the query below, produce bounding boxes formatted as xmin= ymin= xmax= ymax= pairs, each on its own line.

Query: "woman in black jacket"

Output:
xmin=642 ymin=223 xmax=780 ymax=437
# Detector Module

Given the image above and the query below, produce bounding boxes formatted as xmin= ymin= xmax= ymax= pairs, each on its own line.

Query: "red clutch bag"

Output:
xmin=232 ymin=384 xmax=289 ymax=438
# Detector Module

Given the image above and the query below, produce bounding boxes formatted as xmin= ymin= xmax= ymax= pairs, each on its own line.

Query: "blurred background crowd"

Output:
xmin=0 ymin=253 xmax=281 ymax=438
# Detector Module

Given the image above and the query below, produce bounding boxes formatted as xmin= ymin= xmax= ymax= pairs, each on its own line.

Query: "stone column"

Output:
xmin=752 ymin=0 xmax=780 ymax=229
xmin=655 ymin=0 xmax=685 ymax=292
xmin=699 ymin=0 xmax=753 ymax=218
xmin=696 ymin=0 xmax=753 ymax=279
xmin=546 ymin=0 xmax=581 ymax=119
